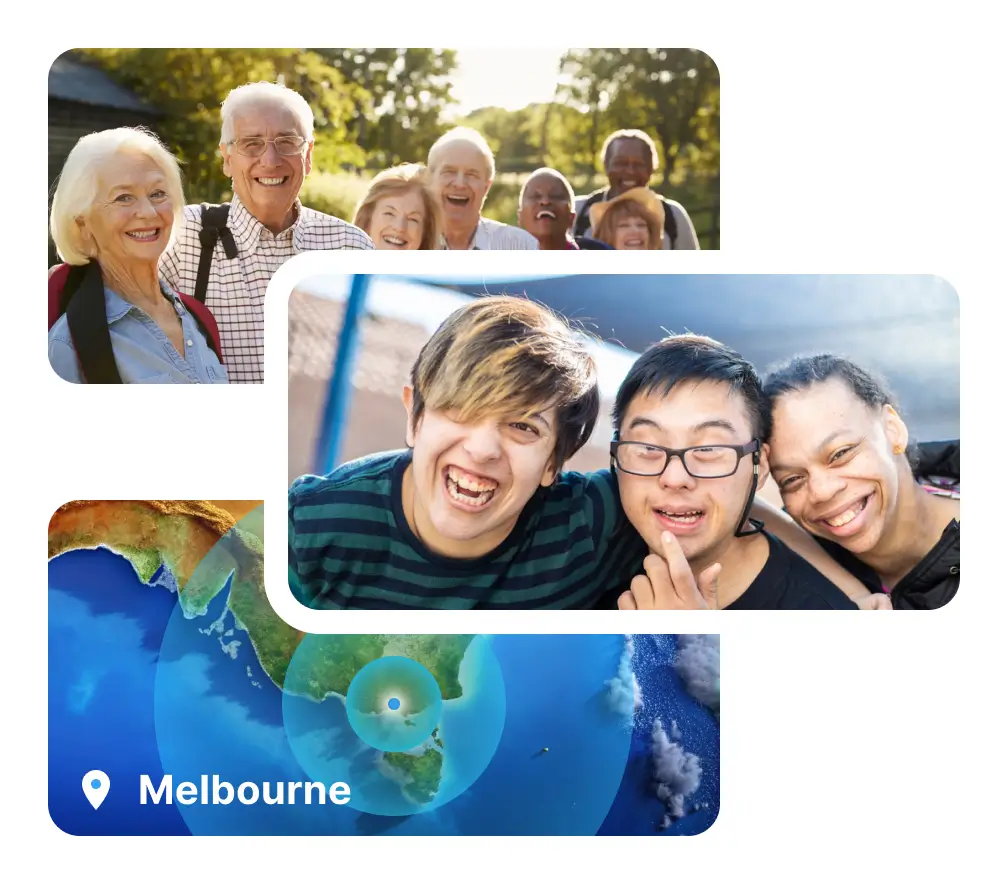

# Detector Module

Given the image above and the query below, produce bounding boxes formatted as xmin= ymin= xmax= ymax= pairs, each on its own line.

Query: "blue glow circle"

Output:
xmin=345 ymin=657 xmax=442 ymax=753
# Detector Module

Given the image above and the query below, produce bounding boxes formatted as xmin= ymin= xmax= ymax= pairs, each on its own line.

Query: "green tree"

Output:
xmin=313 ymin=48 xmax=459 ymax=169
xmin=553 ymin=48 xmax=719 ymax=188
xmin=76 ymin=49 xmax=362 ymax=201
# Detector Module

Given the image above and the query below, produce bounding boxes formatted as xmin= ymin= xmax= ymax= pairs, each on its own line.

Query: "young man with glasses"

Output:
xmin=606 ymin=334 xmax=859 ymax=610
xmin=160 ymin=82 xmax=373 ymax=383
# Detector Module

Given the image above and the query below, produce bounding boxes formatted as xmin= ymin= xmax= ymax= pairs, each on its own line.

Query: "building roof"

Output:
xmin=48 ymin=53 xmax=159 ymax=115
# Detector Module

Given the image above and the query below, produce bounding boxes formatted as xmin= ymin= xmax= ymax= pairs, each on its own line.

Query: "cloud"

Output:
xmin=605 ymin=636 xmax=642 ymax=717
xmin=651 ymin=718 xmax=702 ymax=823
xmin=673 ymin=634 xmax=720 ymax=719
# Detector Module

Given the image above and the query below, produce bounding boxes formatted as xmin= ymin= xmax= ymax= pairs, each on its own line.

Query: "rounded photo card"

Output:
xmin=48 ymin=500 xmax=719 ymax=836
xmin=47 ymin=48 xmax=718 ymax=385
xmin=286 ymin=272 xmax=959 ymax=613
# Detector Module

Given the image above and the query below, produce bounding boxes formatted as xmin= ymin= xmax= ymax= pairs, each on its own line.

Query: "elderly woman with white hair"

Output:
xmin=426 ymin=127 xmax=538 ymax=250
xmin=48 ymin=127 xmax=228 ymax=384
xmin=159 ymin=81 xmax=373 ymax=384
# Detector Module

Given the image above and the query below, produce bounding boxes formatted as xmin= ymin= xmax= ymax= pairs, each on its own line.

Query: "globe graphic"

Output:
xmin=48 ymin=502 xmax=720 ymax=836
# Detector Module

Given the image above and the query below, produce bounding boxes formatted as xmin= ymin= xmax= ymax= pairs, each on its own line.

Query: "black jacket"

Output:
xmin=821 ymin=439 xmax=960 ymax=609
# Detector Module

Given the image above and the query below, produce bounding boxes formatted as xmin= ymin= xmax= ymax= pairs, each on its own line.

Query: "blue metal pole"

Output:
xmin=313 ymin=274 xmax=372 ymax=475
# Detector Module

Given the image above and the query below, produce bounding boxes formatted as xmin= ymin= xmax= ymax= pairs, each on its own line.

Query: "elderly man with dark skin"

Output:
xmin=517 ymin=168 xmax=613 ymax=250
xmin=572 ymin=129 xmax=700 ymax=250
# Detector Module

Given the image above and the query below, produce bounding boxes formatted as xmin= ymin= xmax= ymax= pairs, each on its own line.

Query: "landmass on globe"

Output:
xmin=48 ymin=501 xmax=471 ymax=804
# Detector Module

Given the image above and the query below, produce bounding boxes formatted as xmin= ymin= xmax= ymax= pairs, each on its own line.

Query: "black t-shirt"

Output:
xmin=594 ymin=529 xmax=858 ymax=610
xmin=725 ymin=530 xmax=858 ymax=610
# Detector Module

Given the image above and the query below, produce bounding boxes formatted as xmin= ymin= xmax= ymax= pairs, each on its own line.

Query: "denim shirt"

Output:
xmin=48 ymin=281 xmax=229 ymax=384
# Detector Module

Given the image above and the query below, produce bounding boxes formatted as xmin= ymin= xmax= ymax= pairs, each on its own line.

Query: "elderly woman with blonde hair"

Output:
xmin=353 ymin=163 xmax=443 ymax=250
xmin=48 ymin=127 xmax=227 ymax=384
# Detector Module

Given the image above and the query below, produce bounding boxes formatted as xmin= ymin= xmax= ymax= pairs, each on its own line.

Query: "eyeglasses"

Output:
xmin=227 ymin=136 xmax=308 ymax=158
xmin=610 ymin=439 xmax=761 ymax=478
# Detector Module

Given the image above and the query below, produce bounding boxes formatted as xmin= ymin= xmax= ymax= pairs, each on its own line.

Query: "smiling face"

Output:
xmin=221 ymin=102 xmax=312 ymax=233
xmin=402 ymin=389 xmax=559 ymax=558
xmin=605 ymin=137 xmax=653 ymax=197
xmin=769 ymin=378 xmax=909 ymax=557
xmin=616 ymin=382 xmax=767 ymax=565
xmin=78 ymin=151 xmax=175 ymax=266
xmin=431 ymin=141 xmax=492 ymax=238
xmin=368 ymin=188 xmax=426 ymax=250
xmin=517 ymin=171 xmax=574 ymax=247
xmin=612 ymin=208 xmax=652 ymax=249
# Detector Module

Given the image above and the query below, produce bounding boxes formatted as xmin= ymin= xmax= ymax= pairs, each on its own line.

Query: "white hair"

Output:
xmin=427 ymin=126 xmax=495 ymax=180
xmin=49 ymin=127 xmax=185 ymax=266
xmin=220 ymin=81 xmax=315 ymax=147
xmin=518 ymin=167 xmax=575 ymax=206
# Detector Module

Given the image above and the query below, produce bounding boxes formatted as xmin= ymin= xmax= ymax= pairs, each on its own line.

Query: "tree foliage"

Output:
xmin=552 ymin=49 xmax=720 ymax=188
xmin=311 ymin=48 xmax=458 ymax=169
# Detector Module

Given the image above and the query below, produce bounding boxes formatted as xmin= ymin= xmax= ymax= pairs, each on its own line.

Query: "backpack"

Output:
xmin=573 ymin=189 xmax=679 ymax=248
xmin=47 ymin=260 xmax=223 ymax=384
xmin=194 ymin=202 xmax=238 ymax=303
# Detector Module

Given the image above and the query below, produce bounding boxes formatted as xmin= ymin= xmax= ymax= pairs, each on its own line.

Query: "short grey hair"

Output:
xmin=600 ymin=128 xmax=660 ymax=172
xmin=518 ymin=167 xmax=575 ymax=206
xmin=49 ymin=127 xmax=185 ymax=265
xmin=220 ymin=81 xmax=315 ymax=147
xmin=427 ymin=126 xmax=495 ymax=180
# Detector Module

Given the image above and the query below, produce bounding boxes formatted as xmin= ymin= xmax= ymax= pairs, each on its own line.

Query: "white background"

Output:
xmin=13 ymin=2 xmax=1001 ymax=881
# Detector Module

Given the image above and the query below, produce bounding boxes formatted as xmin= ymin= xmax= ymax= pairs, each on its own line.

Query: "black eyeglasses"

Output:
xmin=610 ymin=439 xmax=761 ymax=478
xmin=227 ymin=135 xmax=307 ymax=157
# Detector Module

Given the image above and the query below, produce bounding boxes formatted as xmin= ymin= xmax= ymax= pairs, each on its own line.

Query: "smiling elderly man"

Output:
xmin=427 ymin=127 xmax=538 ymax=251
xmin=159 ymin=81 xmax=374 ymax=383
xmin=572 ymin=128 xmax=700 ymax=251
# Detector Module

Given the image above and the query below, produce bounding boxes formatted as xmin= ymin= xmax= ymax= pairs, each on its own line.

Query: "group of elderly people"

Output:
xmin=47 ymin=80 xmax=701 ymax=385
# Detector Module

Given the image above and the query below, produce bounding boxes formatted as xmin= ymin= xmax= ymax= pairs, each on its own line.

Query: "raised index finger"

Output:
xmin=659 ymin=530 xmax=695 ymax=590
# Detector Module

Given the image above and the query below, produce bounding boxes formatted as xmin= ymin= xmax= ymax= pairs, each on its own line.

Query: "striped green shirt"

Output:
xmin=288 ymin=450 xmax=647 ymax=610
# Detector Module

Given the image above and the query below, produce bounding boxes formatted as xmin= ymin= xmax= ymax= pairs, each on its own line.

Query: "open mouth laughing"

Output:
xmin=620 ymin=235 xmax=647 ymax=249
xmin=381 ymin=234 xmax=408 ymax=248
xmin=654 ymin=505 xmax=706 ymax=535
xmin=535 ymin=209 xmax=557 ymax=220
xmin=255 ymin=176 xmax=289 ymax=187
xmin=443 ymin=465 xmax=498 ymax=511
xmin=816 ymin=491 xmax=875 ymax=537
xmin=444 ymin=194 xmax=471 ymax=209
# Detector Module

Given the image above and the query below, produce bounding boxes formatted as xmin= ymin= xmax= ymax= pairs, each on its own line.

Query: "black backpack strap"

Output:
xmin=65 ymin=261 xmax=122 ymax=384
xmin=195 ymin=203 xmax=236 ymax=304
xmin=573 ymin=191 xmax=605 ymax=238
xmin=662 ymin=200 xmax=678 ymax=248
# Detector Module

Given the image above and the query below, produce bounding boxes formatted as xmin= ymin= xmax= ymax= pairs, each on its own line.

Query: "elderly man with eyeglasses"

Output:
xmin=160 ymin=81 xmax=373 ymax=383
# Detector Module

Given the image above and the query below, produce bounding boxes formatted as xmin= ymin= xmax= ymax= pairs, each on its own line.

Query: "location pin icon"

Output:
xmin=82 ymin=770 xmax=110 ymax=809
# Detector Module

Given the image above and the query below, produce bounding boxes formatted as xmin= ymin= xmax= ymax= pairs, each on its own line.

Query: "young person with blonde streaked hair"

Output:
xmin=288 ymin=297 xmax=872 ymax=611
xmin=353 ymin=163 xmax=443 ymax=250
xmin=48 ymin=126 xmax=228 ymax=384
